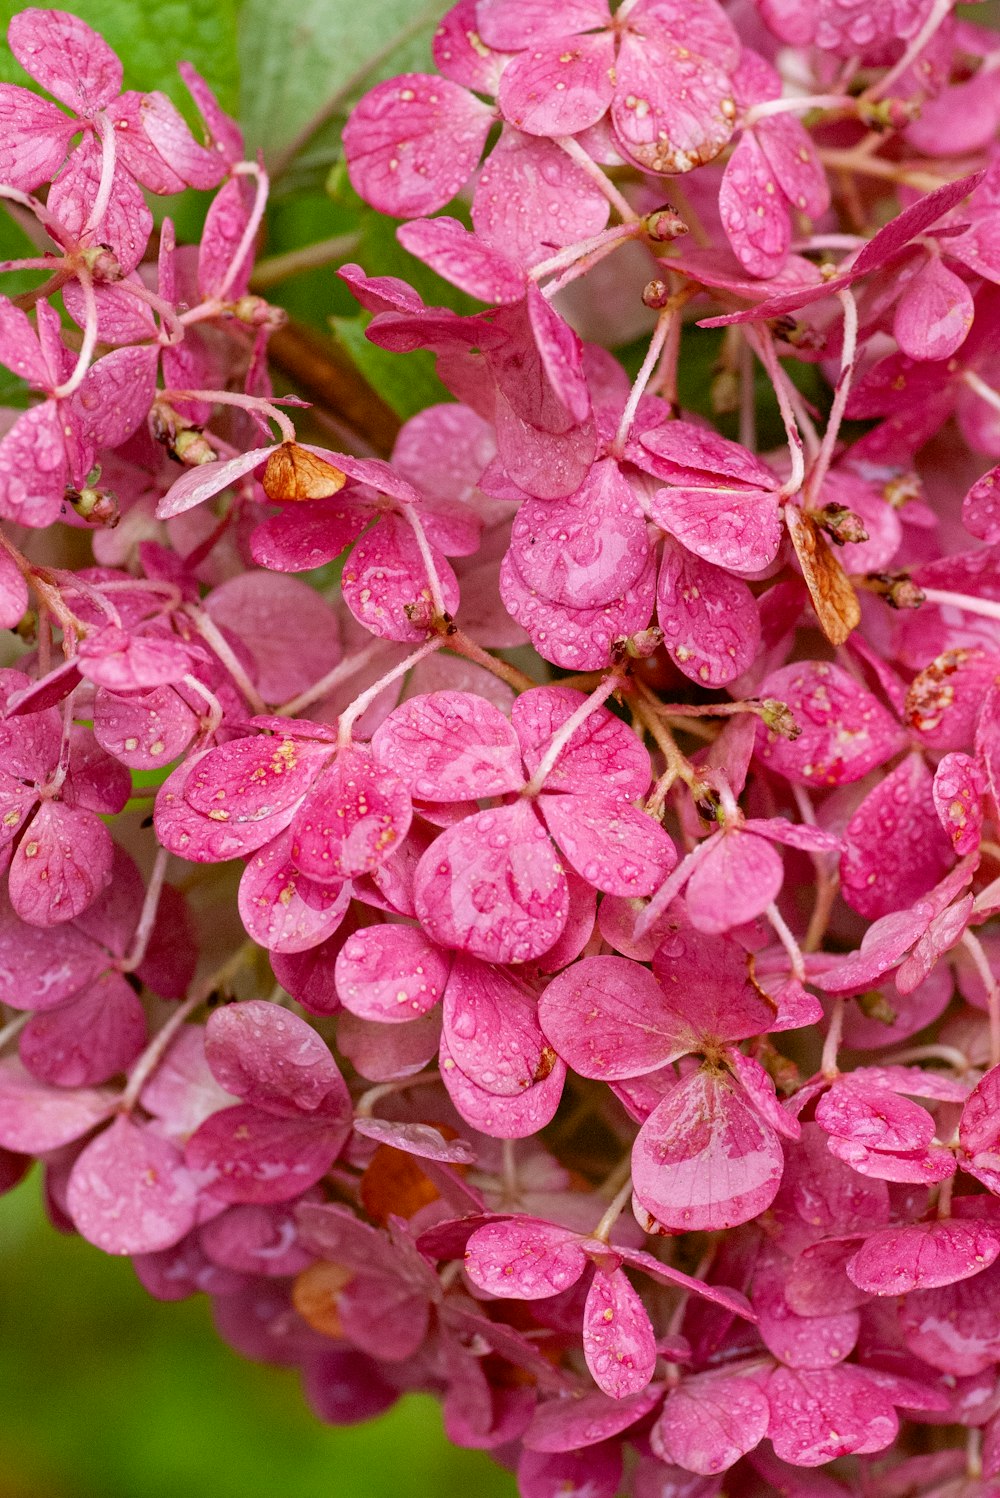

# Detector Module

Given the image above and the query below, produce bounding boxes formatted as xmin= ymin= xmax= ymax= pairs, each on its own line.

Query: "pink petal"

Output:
xmin=897 ymin=1260 xmax=1000 ymax=1376
xmin=238 ymin=829 xmax=350 ymax=954
xmin=826 ymin=1136 xmax=956 ymax=1184
xmin=583 ymin=1265 xmax=657 ymax=1399
xmin=840 ymin=755 xmax=955 ymax=921
xmin=472 ymin=129 xmax=609 ymax=270
xmin=352 ymin=1117 xmax=475 ymax=1165
xmin=155 ymin=753 xmax=304 ymax=865
xmin=140 ymin=1026 xmax=239 ymax=1144
xmin=272 ymin=940 xmax=341 ymax=1017
xmin=204 ymin=573 xmax=342 ymax=705
xmin=500 ymin=548 xmax=657 ymax=669
xmin=539 ymin=793 xmax=675 ymax=897
xmin=725 ymin=1049 xmax=800 ymax=1141
xmin=203 ymin=999 xmax=351 ymax=1122
xmin=9 ymin=801 xmax=113 ymax=926
xmin=186 ymin=1104 xmax=346 ymax=1203
xmin=651 ymin=920 xmax=775 ymax=1042
xmin=67 ymin=1114 xmax=199 ymax=1255
xmin=0 ymin=83 xmax=76 ymax=191
xmin=719 ymin=130 xmax=789 ymax=279
xmin=183 ymin=733 xmax=326 ymax=826
xmin=756 ymin=661 xmax=907 ymax=786
xmin=77 ymin=625 xmax=192 ymax=692
xmin=338 ymin=1008 xmax=440 ymax=1082
xmin=612 ymin=30 xmax=736 ymax=176
xmin=765 ymin=1365 xmax=898 ymax=1466
xmin=648 ymin=480 xmax=782 ymax=574
xmin=432 ymin=0 xmax=512 ymax=92
xmin=289 ymin=746 xmax=412 ymax=882
xmin=199 ymin=1199 xmax=313 ymax=1277
xmin=343 ymin=73 xmax=492 ymax=217
xmin=442 ymin=953 xmax=555 ymax=1095
xmin=250 ymin=493 xmax=370 ymax=572
xmin=684 ymin=829 xmax=783 ymax=935
xmin=512 ymin=684 xmax=653 ymax=800
xmin=335 ymin=924 xmax=450 ymax=1022
xmin=932 ymin=752 xmax=985 ymax=859
xmin=9 ymin=8 xmax=122 ymax=113
xmin=48 ymin=140 xmax=152 ymax=274
xmin=123 ymin=88 xmax=225 ymax=191
xmin=414 ymin=801 xmax=568 ymax=963
xmin=178 ymin=61 xmax=244 ymax=165
xmin=753 ymin=1253 xmax=858 ymax=1369
xmin=961 ymin=1064 xmax=1000 ymax=1187
xmin=632 ymin=1069 xmax=784 ymax=1231
xmin=464 ymin=1217 xmax=586 ymax=1298
xmin=338 ymin=1273 xmax=432 ymax=1361
xmin=893 ymin=257 xmax=975 ymax=362
xmin=397 ymin=217 xmax=524 ymax=303
xmin=92 ymin=684 xmax=199 ymax=770
xmin=440 ymin=1032 xmax=565 ymax=1137
xmin=757 ymin=113 xmax=829 ymax=220
xmin=0 ymin=1057 xmax=116 ymax=1152
xmin=657 ymin=538 xmax=760 ymax=687
xmin=197 ymin=174 xmax=256 ymax=300
xmin=0 ymin=401 xmax=67 ymax=528
xmin=372 ymin=690 xmax=524 ymax=800
xmin=157 ymin=446 xmax=272 ymax=520
xmin=816 ymin=1081 xmax=935 ymax=1153
xmin=523 ymin=1385 xmax=662 ymax=1454
xmin=653 ymin=1372 xmax=770 ymax=1475
xmin=73 ymin=344 xmax=158 ymax=449
xmin=19 ymin=970 xmax=146 ymax=1087
xmin=476 ymin=0 xmax=611 ymax=50
xmin=847 ymin=1220 xmax=1000 ymax=1296
xmin=0 ymin=889 xmax=104 ymax=1010
xmin=963 ymin=463 xmax=1000 ymax=543
xmin=341 ymin=516 xmax=460 ymax=641
xmin=497 ymin=33 xmax=614 ymax=137
xmin=517 ymin=1446 xmax=622 ymax=1498
xmin=539 ymin=953 xmax=688 ymax=1078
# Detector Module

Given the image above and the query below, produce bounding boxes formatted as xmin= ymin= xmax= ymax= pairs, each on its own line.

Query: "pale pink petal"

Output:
xmin=719 ymin=130 xmax=789 ymax=278
xmin=0 ymin=1057 xmax=116 ymax=1152
xmin=203 ymin=999 xmax=351 ymax=1122
xmin=756 ymin=661 xmax=907 ymax=786
xmin=237 ymin=829 xmax=350 ymax=953
xmin=463 ymin=1217 xmax=587 ymax=1298
xmin=335 ymin=924 xmax=450 ymax=1022
xmin=539 ymin=793 xmax=676 ymax=897
xmin=341 ymin=516 xmax=460 ymax=641
xmin=0 ymin=83 xmax=76 ymax=190
xmin=343 ymin=74 xmax=492 ymax=217
xmin=157 ymin=446 xmax=272 ymax=520
xmin=0 ymin=401 xmax=67 ymax=528
xmin=612 ymin=31 xmax=736 ymax=176
xmin=67 ymin=1114 xmax=199 ymax=1255
xmin=846 ymin=1220 xmax=1000 ymax=1296
xmin=583 ymin=1266 xmax=657 ymax=1399
xmin=397 ymin=217 xmax=524 ymax=303
xmin=440 ymin=1032 xmax=565 ymax=1137
xmin=765 ymin=1365 xmax=898 ymax=1466
xmin=9 ymin=8 xmax=122 ymax=112
xmin=539 ymin=953 xmax=688 ymax=1078
xmin=9 ymin=801 xmax=112 ymax=926
xmin=512 ymin=684 xmax=652 ymax=800
xmin=290 ymin=746 xmax=412 ymax=882
xmin=653 ymin=1372 xmax=770 ymax=1475
xmin=632 ymin=1069 xmax=784 ymax=1231
xmin=657 ymin=538 xmax=760 ymax=687
xmin=414 ymin=801 xmax=568 ymax=963
xmin=497 ymin=33 xmax=614 ymax=137
xmin=371 ymin=690 xmax=523 ymax=800
xmin=472 ymin=130 xmax=609 ymax=270
xmin=894 ymin=258 xmax=975 ymax=362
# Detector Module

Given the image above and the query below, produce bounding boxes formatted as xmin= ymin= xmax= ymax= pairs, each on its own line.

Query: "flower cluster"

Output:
xmin=3 ymin=3 xmax=1000 ymax=1494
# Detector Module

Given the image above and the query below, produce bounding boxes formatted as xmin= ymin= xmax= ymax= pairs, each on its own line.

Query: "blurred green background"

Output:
xmin=0 ymin=1174 xmax=517 ymax=1498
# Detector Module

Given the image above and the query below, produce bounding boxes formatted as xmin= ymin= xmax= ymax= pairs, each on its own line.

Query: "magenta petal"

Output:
xmin=156 ymin=753 xmax=304 ymax=865
xmin=20 ymin=970 xmax=146 ymax=1087
xmin=442 ymin=954 xmax=553 ymax=1095
xmin=186 ymin=1104 xmax=345 ymax=1203
xmin=343 ymin=73 xmax=492 ymax=217
xmin=894 ymin=258 xmax=975 ymax=363
xmin=204 ymin=573 xmax=342 ymax=706
xmin=765 ymin=1365 xmax=898 ymax=1466
xmin=539 ymin=793 xmax=676 ymax=897
xmin=342 ymin=516 xmax=460 ymax=641
xmin=0 ymin=1057 xmax=116 ymax=1152
xmin=238 ymin=829 xmax=350 ymax=953
xmin=932 ymin=752 xmax=985 ymax=856
xmin=9 ymin=8 xmax=122 ymax=112
xmin=500 ymin=547 xmax=656 ymax=671
xmin=753 ymin=1254 xmax=858 ymax=1369
xmin=840 ymin=755 xmax=954 ymax=921
xmin=513 ymin=685 xmax=652 ymax=801
xmin=612 ymin=31 xmax=735 ymax=176
xmin=962 ymin=463 xmax=1000 ymax=543
xmin=203 ymin=1000 xmax=351 ymax=1123
xmin=756 ymin=661 xmax=907 ymax=786
xmin=397 ymin=217 xmax=525 ymax=303
xmin=632 ymin=1069 xmax=784 ymax=1231
xmin=372 ymin=690 xmax=524 ymax=800
xmin=897 ymin=1260 xmax=1000 ymax=1376
xmin=9 ymin=801 xmax=113 ymax=926
xmin=414 ymin=801 xmax=568 ymax=964
xmin=684 ymin=830 xmax=783 ymax=935
xmin=290 ymin=746 xmax=411 ymax=883
xmin=0 ymin=401 xmax=68 ymax=528
xmin=651 ymin=921 xmax=774 ymax=1042
xmin=517 ymin=1444 xmax=622 ymax=1498
xmin=510 ymin=461 xmax=648 ymax=609
xmin=335 ymin=924 xmax=450 ymax=1022
xmin=846 ymin=1220 xmax=1000 ymax=1296
xmin=67 ymin=1115 xmax=199 ymax=1256
xmin=463 ymin=1218 xmax=586 ymax=1298
xmin=250 ymin=494 xmax=371 ymax=573
xmin=653 ymin=1372 xmax=769 ymax=1475
xmin=657 ymin=539 xmax=760 ymax=687
xmin=92 ymin=684 xmax=199 ymax=770
xmin=497 ymin=32 xmax=614 ymax=137
xmin=583 ymin=1266 xmax=657 ymax=1399
xmin=0 ymin=84 xmax=76 ymax=191
xmin=440 ymin=1032 xmax=564 ymax=1138
xmin=472 ymin=130 xmax=609 ymax=271
xmin=816 ymin=1081 xmax=935 ymax=1153
xmin=49 ymin=142 xmax=152 ymax=275
xmin=649 ymin=480 xmax=782 ymax=574
xmin=523 ymin=1384 xmax=661 ymax=1453
xmin=184 ymin=734 xmax=327 ymax=825
xmin=719 ymin=130 xmax=789 ymax=279
xmin=539 ymin=953 xmax=688 ymax=1079
xmin=757 ymin=112 xmax=829 ymax=219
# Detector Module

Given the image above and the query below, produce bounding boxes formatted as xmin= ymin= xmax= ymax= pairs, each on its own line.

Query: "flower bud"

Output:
xmin=231 ymin=295 xmax=288 ymax=331
xmin=857 ymin=990 xmax=898 ymax=1025
xmin=173 ymin=428 xmax=217 ymax=467
xmin=865 ymin=571 xmax=926 ymax=609
xmin=642 ymin=278 xmax=671 ymax=309
xmin=858 ymin=96 xmax=921 ymax=131
xmin=757 ymin=698 xmax=801 ymax=739
xmin=66 ymin=483 xmax=119 ymax=526
xmin=815 ymin=503 xmax=869 ymax=546
xmin=644 ymin=206 xmax=687 ymax=242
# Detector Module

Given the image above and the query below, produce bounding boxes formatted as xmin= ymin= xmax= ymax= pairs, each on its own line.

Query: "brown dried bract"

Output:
xmin=262 ymin=442 xmax=346 ymax=503
xmin=785 ymin=503 xmax=860 ymax=647
xmin=292 ymin=1260 xmax=352 ymax=1338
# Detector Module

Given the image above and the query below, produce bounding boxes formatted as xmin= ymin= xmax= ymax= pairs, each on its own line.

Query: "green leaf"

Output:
xmin=0 ymin=0 xmax=240 ymax=114
xmin=332 ymin=313 xmax=448 ymax=420
xmin=238 ymin=0 xmax=447 ymax=164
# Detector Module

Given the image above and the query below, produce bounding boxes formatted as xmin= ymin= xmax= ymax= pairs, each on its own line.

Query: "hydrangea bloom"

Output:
xmin=4 ymin=5 xmax=1000 ymax=1495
